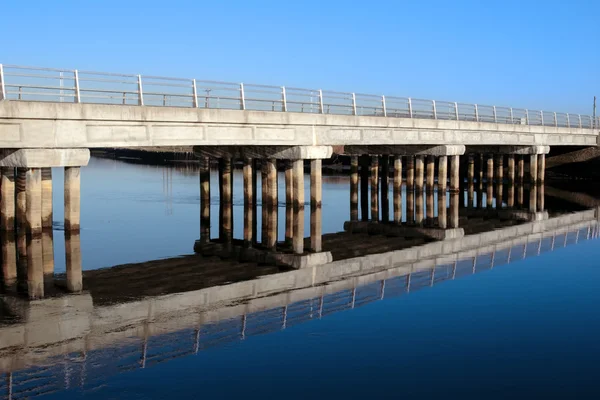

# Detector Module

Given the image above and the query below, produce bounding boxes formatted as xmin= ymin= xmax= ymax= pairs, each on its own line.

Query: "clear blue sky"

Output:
xmin=2 ymin=0 xmax=598 ymax=113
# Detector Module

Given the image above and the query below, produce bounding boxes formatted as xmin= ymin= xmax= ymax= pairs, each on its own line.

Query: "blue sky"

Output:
xmin=2 ymin=0 xmax=598 ymax=113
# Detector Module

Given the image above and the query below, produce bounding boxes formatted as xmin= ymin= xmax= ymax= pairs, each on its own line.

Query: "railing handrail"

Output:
xmin=0 ymin=63 xmax=597 ymax=129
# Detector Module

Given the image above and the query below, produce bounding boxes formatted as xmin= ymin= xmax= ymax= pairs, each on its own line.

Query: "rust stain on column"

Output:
xmin=292 ymin=160 xmax=305 ymax=254
xmin=1 ymin=168 xmax=16 ymax=231
xmin=41 ymin=168 xmax=53 ymax=229
xmin=393 ymin=156 xmax=402 ymax=223
xmin=285 ymin=161 xmax=294 ymax=245
xmin=370 ymin=156 xmax=379 ymax=221
xmin=65 ymin=231 xmax=83 ymax=292
xmin=243 ymin=158 xmax=254 ymax=246
xmin=381 ymin=155 xmax=389 ymax=222
xmin=200 ymin=157 xmax=211 ymax=244
xmin=26 ymin=168 xmax=42 ymax=235
xmin=64 ymin=167 xmax=81 ymax=231
xmin=310 ymin=159 xmax=322 ymax=252
xmin=360 ymin=155 xmax=369 ymax=221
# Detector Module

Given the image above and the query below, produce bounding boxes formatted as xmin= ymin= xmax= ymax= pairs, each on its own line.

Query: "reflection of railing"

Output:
xmin=1 ymin=223 xmax=596 ymax=399
xmin=1 ymin=64 xmax=598 ymax=129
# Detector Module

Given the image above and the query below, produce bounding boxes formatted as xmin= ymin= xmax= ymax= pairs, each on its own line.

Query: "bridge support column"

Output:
xmin=438 ymin=191 xmax=447 ymax=228
xmin=26 ymin=235 xmax=44 ymax=299
xmin=467 ymin=155 xmax=474 ymax=207
xmin=406 ymin=156 xmax=415 ymax=224
xmin=292 ymin=160 xmax=304 ymax=254
xmin=243 ymin=158 xmax=254 ymax=247
xmin=415 ymin=156 xmax=424 ymax=193
xmin=219 ymin=158 xmax=233 ymax=245
xmin=64 ymin=167 xmax=81 ymax=231
xmin=537 ymin=154 xmax=545 ymax=184
xmin=42 ymin=231 xmax=54 ymax=290
xmin=310 ymin=159 xmax=322 ymax=252
xmin=507 ymin=155 xmax=515 ymax=208
xmin=26 ymin=168 xmax=42 ymax=235
xmin=285 ymin=161 xmax=294 ymax=245
xmin=370 ymin=156 xmax=379 ymax=221
xmin=1 ymin=168 xmax=15 ymax=231
xmin=415 ymin=187 xmax=424 ymax=226
xmin=65 ymin=231 xmax=83 ymax=292
xmin=381 ymin=155 xmax=389 ymax=222
xmin=529 ymin=154 xmax=538 ymax=185
xmin=478 ymin=154 xmax=484 ymax=191
xmin=267 ymin=159 xmax=278 ymax=250
xmin=517 ymin=155 xmax=525 ymax=184
xmin=438 ymin=156 xmax=447 ymax=193
xmin=1 ymin=233 xmax=17 ymax=287
xmin=529 ymin=185 xmax=538 ymax=213
xmin=200 ymin=157 xmax=211 ymax=244
xmin=41 ymin=168 xmax=53 ymax=229
xmin=16 ymin=169 xmax=27 ymax=232
xmin=426 ymin=155 xmax=435 ymax=193
xmin=449 ymin=192 xmax=459 ymax=228
xmin=393 ymin=156 xmax=402 ymax=223
xmin=449 ymin=155 xmax=460 ymax=193
xmin=495 ymin=155 xmax=504 ymax=209
xmin=360 ymin=155 xmax=369 ymax=221
xmin=426 ymin=189 xmax=434 ymax=226
xmin=350 ymin=156 xmax=359 ymax=221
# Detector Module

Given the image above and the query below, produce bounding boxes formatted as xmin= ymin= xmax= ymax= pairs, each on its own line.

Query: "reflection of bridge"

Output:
xmin=0 ymin=207 xmax=598 ymax=398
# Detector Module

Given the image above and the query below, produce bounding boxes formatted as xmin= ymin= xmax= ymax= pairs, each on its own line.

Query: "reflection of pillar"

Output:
xmin=537 ymin=154 xmax=545 ymax=184
xmin=438 ymin=191 xmax=447 ymax=229
xmin=42 ymin=231 xmax=54 ymax=289
xmin=529 ymin=154 xmax=538 ymax=185
xmin=1 ymin=233 xmax=16 ymax=287
xmin=26 ymin=236 xmax=44 ymax=299
xmin=41 ymin=168 xmax=53 ymax=229
xmin=415 ymin=156 xmax=424 ymax=193
xmin=16 ymin=233 xmax=27 ymax=294
xmin=16 ymin=169 xmax=27 ymax=231
xmin=415 ymin=190 xmax=424 ymax=226
xmin=438 ymin=155 xmax=447 ymax=193
xmin=200 ymin=157 xmax=211 ymax=244
xmin=537 ymin=184 xmax=544 ymax=211
xmin=26 ymin=168 xmax=42 ymax=235
xmin=310 ymin=160 xmax=322 ymax=252
xmin=292 ymin=160 xmax=304 ymax=254
xmin=350 ymin=156 xmax=359 ymax=221
xmin=449 ymin=155 xmax=460 ymax=193
xmin=393 ymin=156 xmax=402 ymax=223
xmin=426 ymin=155 xmax=435 ymax=193
xmin=381 ymin=155 xmax=389 ymax=222
xmin=243 ymin=158 xmax=253 ymax=246
xmin=360 ymin=155 xmax=369 ymax=221
xmin=518 ymin=183 xmax=524 ymax=207
xmin=220 ymin=158 xmax=233 ymax=244
xmin=64 ymin=167 xmax=81 ymax=231
xmin=65 ymin=231 xmax=83 ymax=293
xmin=370 ymin=156 xmax=379 ymax=221
xmin=449 ymin=192 xmax=459 ymax=228
xmin=1 ymin=168 xmax=15 ymax=231
xmin=285 ymin=161 xmax=294 ymax=245
xmin=426 ymin=191 xmax=434 ymax=226
xmin=529 ymin=185 xmax=538 ymax=213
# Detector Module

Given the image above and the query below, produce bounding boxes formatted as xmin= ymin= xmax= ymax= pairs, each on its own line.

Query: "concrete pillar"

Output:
xmin=16 ymin=169 xmax=27 ymax=232
xmin=537 ymin=154 xmax=545 ymax=184
xmin=495 ymin=155 xmax=504 ymax=209
xmin=219 ymin=159 xmax=233 ymax=244
xmin=486 ymin=155 xmax=494 ymax=183
xmin=507 ymin=155 xmax=515 ymax=183
xmin=393 ymin=156 xmax=402 ymax=223
xmin=26 ymin=235 xmax=44 ymax=299
xmin=16 ymin=233 xmax=26 ymax=294
xmin=252 ymin=159 xmax=258 ymax=245
xmin=449 ymin=193 xmax=459 ymax=228
xmin=478 ymin=154 xmax=484 ymax=191
xmin=370 ymin=156 xmax=379 ymax=221
xmin=285 ymin=161 xmax=294 ymax=245
xmin=42 ymin=230 xmax=54 ymax=290
xmin=261 ymin=160 xmax=270 ymax=248
xmin=415 ymin=190 xmax=424 ymax=226
xmin=381 ymin=155 xmax=389 ymax=222
xmin=64 ymin=167 xmax=81 ymax=231
xmin=518 ymin=183 xmax=524 ymax=207
xmin=537 ymin=184 xmax=545 ymax=211
xmin=438 ymin=156 xmax=447 ymax=194
xmin=529 ymin=185 xmax=538 ymax=213
xmin=529 ymin=154 xmax=538 ymax=185
xmin=426 ymin=190 xmax=434 ymax=226
xmin=310 ymin=159 xmax=322 ymax=252
xmin=467 ymin=179 xmax=474 ymax=209
xmin=265 ymin=159 xmax=277 ymax=250
xmin=65 ymin=231 xmax=83 ymax=292
xmin=487 ymin=178 xmax=494 ymax=208
xmin=467 ymin=155 xmax=474 ymax=208
xmin=243 ymin=158 xmax=253 ymax=246
xmin=350 ymin=156 xmax=359 ymax=221
xmin=449 ymin=155 xmax=460 ymax=193
xmin=415 ymin=156 xmax=424 ymax=192
xmin=292 ymin=160 xmax=305 ymax=254
xmin=41 ymin=168 xmax=53 ymax=229
xmin=360 ymin=155 xmax=369 ymax=221
xmin=438 ymin=191 xmax=447 ymax=229
xmin=1 ymin=168 xmax=15 ymax=231
xmin=199 ymin=157 xmax=210 ymax=244
xmin=1 ymin=233 xmax=16 ymax=287
xmin=426 ymin=155 xmax=435 ymax=193
xmin=517 ymin=155 xmax=525 ymax=184
xmin=406 ymin=156 xmax=415 ymax=224
xmin=26 ymin=168 xmax=42 ymax=235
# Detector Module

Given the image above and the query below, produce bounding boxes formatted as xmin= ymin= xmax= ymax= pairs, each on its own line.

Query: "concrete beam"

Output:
xmin=193 ymin=145 xmax=333 ymax=160
xmin=465 ymin=145 xmax=550 ymax=155
xmin=344 ymin=145 xmax=465 ymax=156
xmin=0 ymin=149 xmax=90 ymax=168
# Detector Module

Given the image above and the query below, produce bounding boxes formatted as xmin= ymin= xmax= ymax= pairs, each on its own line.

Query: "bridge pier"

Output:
xmin=393 ymin=156 xmax=402 ymax=223
xmin=1 ymin=168 xmax=15 ymax=231
xmin=350 ymin=156 xmax=359 ymax=222
xmin=65 ymin=231 xmax=83 ymax=293
xmin=370 ymin=156 xmax=379 ymax=221
xmin=381 ymin=156 xmax=390 ymax=222
xmin=285 ymin=160 xmax=294 ymax=245
xmin=41 ymin=168 xmax=53 ymax=229
xmin=200 ymin=157 xmax=210 ymax=245
xmin=243 ymin=158 xmax=254 ymax=247
xmin=310 ymin=159 xmax=322 ymax=252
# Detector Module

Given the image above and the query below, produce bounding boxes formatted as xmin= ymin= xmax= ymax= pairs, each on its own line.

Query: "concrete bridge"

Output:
xmin=0 ymin=206 xmax=597 ymax=398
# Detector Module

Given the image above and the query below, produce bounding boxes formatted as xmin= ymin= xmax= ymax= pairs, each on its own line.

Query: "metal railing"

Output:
xmin=1 ymin=63 xmax=598 ymax=129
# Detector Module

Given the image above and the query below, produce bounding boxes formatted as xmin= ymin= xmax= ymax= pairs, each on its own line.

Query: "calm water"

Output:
xmin=1 ymin=156 xmax=600 ymax=399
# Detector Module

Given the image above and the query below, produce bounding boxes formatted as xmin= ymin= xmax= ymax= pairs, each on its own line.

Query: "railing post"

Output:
xmin=351 ymin=93 xmax=357 ymax=116
xmin=540 ymin=110 xmax=544 ymax=126
xmin=510 ymin=108 xmax=514 ymax=124
xmin=74 ymin=70 xmax=81 ymax=103
xmin=0 ymin=64 xmax=5 ymax=101
xmin=239 ymin=83 xmax=246 ymax=110
xmin=454 ymin=102 xmax=459 ymax=120
xmin=318 ymin=89 xmax=324 ymax=114
xmin=137 ymin=74 xmax=144 ymax=106
xmin=192 ymin=79 xmax=199 ymax=108
xmin=553 ymin=112 xmax=557 ymax=127
xmin=408 ymin=98 xmax=413 ymax=118
xmin=493 ymin=106 xmax=497 ymax=122
xmin=578 ymin=114 xmax=582 ymax=128
xmin=525 ymin=109 xmax=529 ymax=125
xmin=381 ymin=95 xmax=387 ymax=117
xmin=281 ymin=86 xmax=287 ymax=112
xmin=474 ymin=104 xmax=479 ymax=122
xmin=432 ymin=100 xmax=437 ymax=119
